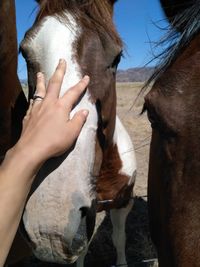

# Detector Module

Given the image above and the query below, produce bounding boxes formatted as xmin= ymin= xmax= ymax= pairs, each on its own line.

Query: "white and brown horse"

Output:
xmin=19 ymin=0 xmax=136 ymax=266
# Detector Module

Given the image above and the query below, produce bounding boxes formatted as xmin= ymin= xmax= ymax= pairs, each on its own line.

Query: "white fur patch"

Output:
xmin=114 ymin=116 xmax=137 ymax=184
xmin=22 ymin=13 xmax=98 ymax=263
xmin=28 ymin=15 xmax=82 ymax=91
xmin=24 ymin=13 xmax=98 ymax=197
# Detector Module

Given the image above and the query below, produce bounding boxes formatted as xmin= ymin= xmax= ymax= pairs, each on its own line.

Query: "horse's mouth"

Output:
xmin=33 ymin=243 xmax=85 ymax=264
xmin=20 ymin=225 xmax=88 ymax=264
xmin=33 ymin=241 xmax=87 ymax=264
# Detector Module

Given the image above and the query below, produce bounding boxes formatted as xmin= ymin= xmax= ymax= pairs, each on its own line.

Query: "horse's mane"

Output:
xmin=146 ymin=1 xmax=200 ymax=87
xmin=35 ymin=0 xmax=122 ymax=46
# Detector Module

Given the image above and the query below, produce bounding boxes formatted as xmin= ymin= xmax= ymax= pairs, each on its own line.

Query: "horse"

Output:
xmin=0 ymin=0 xmax=30 ymax=264
xmin=19 ymin=0 xmax=136 ymax=266
xmin=145 ymin=0 xmax=200 ymax=266
xmin=0 ymin=0 xmax=28 ymax=159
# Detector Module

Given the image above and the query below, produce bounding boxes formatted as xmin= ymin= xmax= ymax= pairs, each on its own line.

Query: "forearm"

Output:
xmin=0 ymin=60 xmax=89 ymax=266
xmin=0 ymin=146 xmax=41 ymax=266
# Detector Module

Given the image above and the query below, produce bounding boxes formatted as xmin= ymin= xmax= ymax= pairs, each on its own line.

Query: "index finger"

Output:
xmin=61 ymin=75 xmax=90 ymax=111
xmin=45 ymin=59 xmax=67 ymax=99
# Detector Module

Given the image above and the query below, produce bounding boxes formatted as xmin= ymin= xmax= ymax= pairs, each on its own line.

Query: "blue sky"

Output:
xmin=16 ymin=0 xmax=168 ymax=80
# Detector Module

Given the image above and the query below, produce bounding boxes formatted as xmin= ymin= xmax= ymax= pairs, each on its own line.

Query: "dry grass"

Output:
xmin=22 ymin=84 xmax=28 ymax=99
xmin=116 ymin=82 xmax=151 ymax=198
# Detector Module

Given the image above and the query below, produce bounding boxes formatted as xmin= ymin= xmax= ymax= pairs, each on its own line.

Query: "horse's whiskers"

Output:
xmin=135 ymin=142 xmax=150 ymax=151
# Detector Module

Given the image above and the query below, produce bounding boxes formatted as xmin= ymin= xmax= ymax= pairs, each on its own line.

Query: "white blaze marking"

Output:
xmin=30 ymin=15 xmax=81 ymax=92
xmin=26 ymin=13 xmax=98 ymax=194
xmin=22 ymin=13 xmax=98 ymax=263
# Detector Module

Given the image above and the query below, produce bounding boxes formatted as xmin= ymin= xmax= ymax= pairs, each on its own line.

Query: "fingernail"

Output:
xmin=37 ymin=72 xmax=43 ymax=78
xmin=83 ymin=75 xmax=90 ymax=82
xmin=59 ymin=59 xmax=65 ymax=64
xmin=82 ymin=110 xmax=89 ymax=117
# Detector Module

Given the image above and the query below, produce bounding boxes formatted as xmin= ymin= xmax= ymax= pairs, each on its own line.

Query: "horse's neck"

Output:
xmin=0 ymin=0 xmax=18 ymax=64
xmin=0 ymin=0 xmax=20 ymax=101
xmin=96 ymin=116 xmax=136 ymax=211
xmin=0 ymin=0 xmax=27 ymax=154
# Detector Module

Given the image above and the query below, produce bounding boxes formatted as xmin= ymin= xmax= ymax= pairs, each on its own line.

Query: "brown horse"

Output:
xmin=0 ymin=0 xmax=28 ymax=158
xmin=0 ymin=0 xmax=30 ymax=265
xmin=145 ymin=0 xmax=200 ymax=266
xmin=19 ymin=1 xmax=136 ymax=266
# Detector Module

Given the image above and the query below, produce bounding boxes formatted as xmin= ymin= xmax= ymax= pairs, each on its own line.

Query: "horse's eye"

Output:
xmin=147 ymin=109 xmax=158 ymax=129
xmin=144 ymin=104 xmax=177 ymax=143
xmin=112 ymin=51 xmax=123 ymax=68
xmin=108 ymin=50 xmax=123 ymax=72
xmin=142 ymin=103 xmax=158 ymax=129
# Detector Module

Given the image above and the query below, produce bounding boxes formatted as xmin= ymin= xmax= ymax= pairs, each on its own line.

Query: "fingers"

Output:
xmin=61 ymin=75 xmax=90 ymax=111
xmin=32 ymin=72 xmax=46 ymax=110
xmin=22 ymin=100 xmax=33 ymax=129
xmin=25 ymin=99 xmax=33 ymax=118
xmin=35 ymin=72 xmax=46 ymax=97
xmin=46 ymin=59 xmax=66 ymax=99
xmin=66 ymin=110 xmax=89 ymax=141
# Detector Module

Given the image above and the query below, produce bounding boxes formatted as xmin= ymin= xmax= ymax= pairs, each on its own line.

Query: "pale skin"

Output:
xmin=0 ymin=59 xmax=89 ymax=266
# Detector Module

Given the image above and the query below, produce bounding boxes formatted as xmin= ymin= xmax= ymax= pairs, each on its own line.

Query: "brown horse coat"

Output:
xmin=146 ymin=1 xmax=200 ymax=266
xmin=0 ymin=0 xmax=29 ymax=264
xmin=0 ymin=0 xmax=28 ymax=157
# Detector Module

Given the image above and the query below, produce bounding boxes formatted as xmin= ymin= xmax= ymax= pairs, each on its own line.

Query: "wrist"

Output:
xmin=2 ymin=143 xmax=43 ymax=181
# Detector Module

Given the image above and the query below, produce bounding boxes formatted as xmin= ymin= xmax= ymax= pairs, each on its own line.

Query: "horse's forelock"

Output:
xmin=34 ymin=0 xmax=122 ymax=54
xmin=35 ymin=0 xmax=118 ymax=6
xmin=35 ymin=0 xmax=116 ymax=13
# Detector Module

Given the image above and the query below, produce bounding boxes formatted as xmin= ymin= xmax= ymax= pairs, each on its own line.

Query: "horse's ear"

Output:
xmin=108 ymin=0 xmax=118 ymax=6
xmin=160 ymin=0 xmax=194 ymax=31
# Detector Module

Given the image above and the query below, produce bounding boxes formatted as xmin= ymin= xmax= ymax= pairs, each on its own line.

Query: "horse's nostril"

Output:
xmin=79 ymin=206 xmax=89 ymax=218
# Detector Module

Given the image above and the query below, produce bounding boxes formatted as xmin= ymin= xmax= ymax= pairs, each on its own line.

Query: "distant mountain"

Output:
xmin=20 ymin=79 xmax=28 ymax=86
xmin=20 ymin=67 xmax=154 ymax=85
xmin=116 ymin=67 xmax=154 ymax=83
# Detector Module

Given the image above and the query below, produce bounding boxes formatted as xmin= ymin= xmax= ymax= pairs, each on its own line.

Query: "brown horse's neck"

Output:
xmin=0 ymin=0 xmax=19 ymax=103
xmin=0 ymin=0 xmax=28 ymax=156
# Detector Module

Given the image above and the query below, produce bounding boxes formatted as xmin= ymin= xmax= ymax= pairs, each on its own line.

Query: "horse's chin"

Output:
xmin=34 ymin=253 xmax=79 ymax=265
xmin=32 ymin=242 xmax=86 ymax=264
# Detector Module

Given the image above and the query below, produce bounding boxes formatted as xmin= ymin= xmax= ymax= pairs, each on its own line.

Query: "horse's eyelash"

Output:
xmin=141 ymin=104 xmax=147 ymax=115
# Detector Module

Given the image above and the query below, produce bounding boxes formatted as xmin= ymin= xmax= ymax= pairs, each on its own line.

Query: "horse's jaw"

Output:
xmin=22 ymin=107 xmax=98 ymax=263
xmin=21 ymin=14 xmax=98 ymax=264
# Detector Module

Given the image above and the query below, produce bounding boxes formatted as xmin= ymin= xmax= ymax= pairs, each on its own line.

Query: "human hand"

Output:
xmin=0 ymin=60 xmax=90 ymax=261
xmin=14 ymin=59 xmax=89 ymax=165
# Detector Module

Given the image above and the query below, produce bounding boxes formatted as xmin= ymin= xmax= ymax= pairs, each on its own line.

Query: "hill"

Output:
xmin=116 ymin=67 xmax=154 ymax=83
xmin=20 ymin=67 xmax=155 ymax=85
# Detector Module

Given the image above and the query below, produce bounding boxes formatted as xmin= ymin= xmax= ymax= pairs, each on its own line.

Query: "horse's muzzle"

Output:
xmin=21 ymin=201 xmax=97 ymax=264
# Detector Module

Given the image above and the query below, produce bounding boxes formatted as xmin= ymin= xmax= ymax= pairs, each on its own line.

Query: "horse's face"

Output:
xmin=20 ymin=1 xmax=122 ymax=264
xmin=146 ymin=34 xmax=200 ymax=265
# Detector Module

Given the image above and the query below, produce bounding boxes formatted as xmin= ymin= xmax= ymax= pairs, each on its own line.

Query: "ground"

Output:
xmin=17 ymin=83 xmax=158 ymax=267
